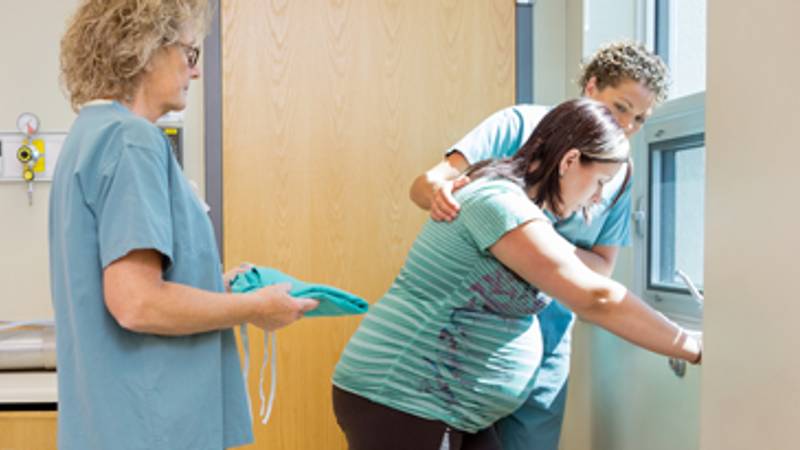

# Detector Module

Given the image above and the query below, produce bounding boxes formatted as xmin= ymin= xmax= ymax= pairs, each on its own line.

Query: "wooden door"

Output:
xmin=222 ymin=1 xmax=515 ymax=448
xmin=0 ymin=412 xmax=57 ymax=449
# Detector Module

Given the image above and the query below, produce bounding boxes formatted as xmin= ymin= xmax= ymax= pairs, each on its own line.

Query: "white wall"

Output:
xmin=0 ymin=1 xmax=205 ymax=322
xmin=701 ymin=1 xmax=800 ymax=449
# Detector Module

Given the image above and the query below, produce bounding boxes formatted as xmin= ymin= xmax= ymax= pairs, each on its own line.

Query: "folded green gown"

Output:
xmin=230 ymin=267 xmax=369 ymax=317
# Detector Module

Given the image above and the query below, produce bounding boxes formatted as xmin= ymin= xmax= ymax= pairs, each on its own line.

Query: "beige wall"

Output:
xmin=701 ymin=1 xmax=800 ymax=449
xmin=0 ymin=2 xmax=205 ymax=322
xmin=0 ymin=1 xmax=78 ymax=321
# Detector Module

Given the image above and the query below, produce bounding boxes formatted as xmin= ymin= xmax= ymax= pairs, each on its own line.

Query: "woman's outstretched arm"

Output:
xmin=491 ymin=219 xmax=701 ymax=362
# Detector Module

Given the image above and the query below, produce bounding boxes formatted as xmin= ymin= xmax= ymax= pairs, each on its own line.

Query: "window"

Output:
xmin=655 ymin=0 xmax=706 ymax=100
xmin=632 ymin=1 xmax=706 ymax=329
xmin=649 ymin=132 xmax=704 ymax=293
xmin=633 ymin=93 xmax=705 ymax=329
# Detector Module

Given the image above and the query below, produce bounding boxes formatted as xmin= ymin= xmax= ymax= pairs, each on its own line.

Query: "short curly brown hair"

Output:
xmin=60 ymin=0 xmax=213 ymax=112
xmin=578 ymin=41 xmax=670 ymax=104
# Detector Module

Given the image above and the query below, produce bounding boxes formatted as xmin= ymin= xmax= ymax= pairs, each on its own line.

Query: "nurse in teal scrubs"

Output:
xmin=51 ymin=2 xmax=317 ymax=449
xmin=410 ymin=42 xmax=672 ymax=450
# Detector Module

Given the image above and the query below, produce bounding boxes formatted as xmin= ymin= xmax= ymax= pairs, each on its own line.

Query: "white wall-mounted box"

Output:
xmin=0 ymin=132 xmax=67 ymax=182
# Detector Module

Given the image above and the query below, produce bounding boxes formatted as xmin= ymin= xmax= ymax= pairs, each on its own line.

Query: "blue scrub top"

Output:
xmin=48 ymin=101 xmax=252 ymax=450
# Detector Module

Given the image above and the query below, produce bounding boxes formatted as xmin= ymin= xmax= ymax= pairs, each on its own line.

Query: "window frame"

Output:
xmin=647 ymin=131 xmax=705 ymax=293
xmin=632 ymin=92 xmax=705 ymax=330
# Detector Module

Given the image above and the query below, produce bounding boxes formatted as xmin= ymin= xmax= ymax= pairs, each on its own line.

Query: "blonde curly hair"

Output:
xmin=60 ymin=0 xmax=213 ymax=111
xmin=578 ymin=41 xmax=670 ymax=104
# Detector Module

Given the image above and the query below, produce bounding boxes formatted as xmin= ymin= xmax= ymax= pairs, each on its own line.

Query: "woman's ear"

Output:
xmin=559 ymin=149 xmax=581 ymax=177
xmin=584 ymin=76 xmax=598 ymax=97
xmin=142 ymin=46 xmax=168 ymax=73
xmin=142 ymin=57 xmax=155 ymax=73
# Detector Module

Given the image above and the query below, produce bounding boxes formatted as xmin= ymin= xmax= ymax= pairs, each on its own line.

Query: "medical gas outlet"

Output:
xmin=0 ymin=112 xmax=67 ymax=205
xmin=18 ymin=141 xmax=41 ymax=179
xmin=17 ymin=113 xmax=43 ymax=205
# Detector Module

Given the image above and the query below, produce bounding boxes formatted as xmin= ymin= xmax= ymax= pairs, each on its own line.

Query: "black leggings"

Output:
xmin=332 ymin=386 xmax=502 ymax=450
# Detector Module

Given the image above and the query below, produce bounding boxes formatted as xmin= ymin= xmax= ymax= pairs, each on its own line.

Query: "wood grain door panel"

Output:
xmin=222 ymin=1 xmax=514 ymax=448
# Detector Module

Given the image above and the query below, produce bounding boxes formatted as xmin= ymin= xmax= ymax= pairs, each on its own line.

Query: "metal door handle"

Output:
xmin=675 ymin=269 xmax=704 ymax=308
xmin=632 ymin=195 xmax=646 ymax=238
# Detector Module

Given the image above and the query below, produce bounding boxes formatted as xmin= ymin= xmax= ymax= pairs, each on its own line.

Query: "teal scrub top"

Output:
xmin=48 ymin=101 xmax=252 ymax=450
xmin=449 ymin=104 xmax=632 ymax=249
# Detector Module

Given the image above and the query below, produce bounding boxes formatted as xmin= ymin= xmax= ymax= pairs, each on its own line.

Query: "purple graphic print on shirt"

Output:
xmin=420 ymin=266 xmax=550 ymax=405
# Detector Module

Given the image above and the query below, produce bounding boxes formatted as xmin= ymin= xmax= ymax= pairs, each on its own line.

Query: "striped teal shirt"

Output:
xmin=333 ymin=178 xmax=553 ymax=432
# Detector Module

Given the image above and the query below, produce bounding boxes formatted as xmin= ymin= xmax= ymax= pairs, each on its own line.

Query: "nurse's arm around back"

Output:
xmin=104 ymin=249 xmax=318 ymax=335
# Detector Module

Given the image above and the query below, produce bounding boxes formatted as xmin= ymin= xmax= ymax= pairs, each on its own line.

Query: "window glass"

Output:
xmin=648 ymin=134 xmax=705 ymax=292
xmin=657 ymin=0 xmax=707 ymax=99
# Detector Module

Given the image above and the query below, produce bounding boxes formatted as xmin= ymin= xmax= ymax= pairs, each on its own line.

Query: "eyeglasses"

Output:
xmin=176 ymin=42 xmax=201 ymax=68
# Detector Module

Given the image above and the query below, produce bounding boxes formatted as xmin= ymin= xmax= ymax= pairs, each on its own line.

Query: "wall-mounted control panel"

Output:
xmin=157 ymin=110 xmax=184 ymax=168
xmin=159 ymin=124 xmax=184 ymax=167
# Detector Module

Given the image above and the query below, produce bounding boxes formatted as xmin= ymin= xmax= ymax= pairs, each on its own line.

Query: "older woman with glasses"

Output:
xmin=51 ymin=1 xmax=317 ymax=449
